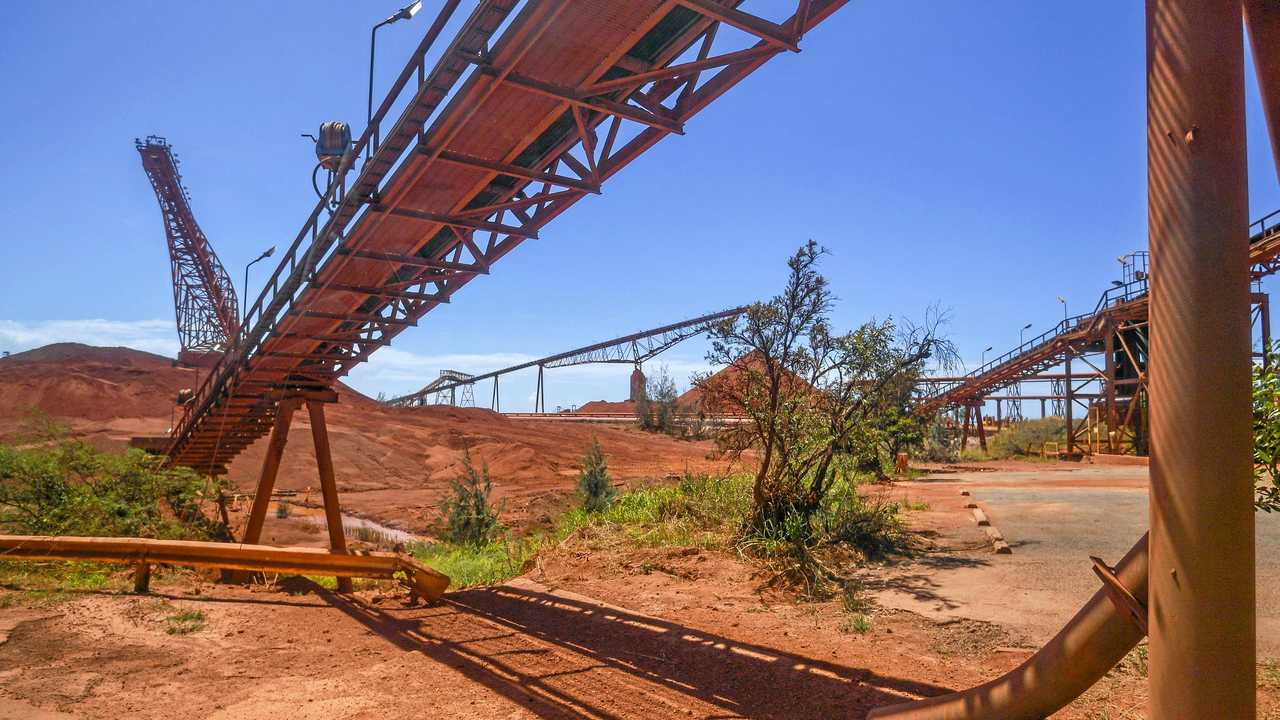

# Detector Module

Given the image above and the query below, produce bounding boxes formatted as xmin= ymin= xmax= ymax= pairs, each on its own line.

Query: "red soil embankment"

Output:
xmin=0 ymin=344 xmax=738 ymax=537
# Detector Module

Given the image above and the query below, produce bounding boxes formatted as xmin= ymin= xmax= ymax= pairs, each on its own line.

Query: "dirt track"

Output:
xmin=0 ymin=571 xmax=1058 ymax=720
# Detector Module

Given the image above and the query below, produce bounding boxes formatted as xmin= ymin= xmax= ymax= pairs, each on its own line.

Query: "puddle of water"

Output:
xmin=278 ymin=502 xmax=424 ymax=546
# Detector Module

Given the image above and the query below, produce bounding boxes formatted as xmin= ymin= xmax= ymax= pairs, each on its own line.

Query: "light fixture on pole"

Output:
xmin=368 ymin=1 xmax=423 ymax=157
xmin=1020 ymin=322 xmax=1033 ymax=346
xmin=1057 ymin=295 xmax=1068 ymax=322
xmin=981 ymin=345 xmax=993 ymax=366
xmin=243 ymin=246 xmax=276 ymax=322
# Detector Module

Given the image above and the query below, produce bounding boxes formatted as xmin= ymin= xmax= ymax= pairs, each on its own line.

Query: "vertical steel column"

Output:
xmin=1147 ymin=1 xmax=1255 ymax=716
xmin=975 ymin=402 xmax=988 ymax=452
xmin=1263 ymin=293 xmax=1273 ymax=368
xmin=1104 ymin=325 xmax=1119 ymax=453
xmin=1064 ymin=353 xmax=1074 ymax=457
xmin=241 ymin=398 xmax=300 ymax=545
xmin=1245 ymin=0 xmax=1280 ymax=183
xmin=536 ymin=364 xmax=545 ymax=413
xmin=307 ymin=400 xmax=353 ymax=594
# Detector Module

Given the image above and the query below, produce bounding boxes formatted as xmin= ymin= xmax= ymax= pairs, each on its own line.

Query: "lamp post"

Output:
xmin=368 ymin=1 xmax=423 ymax=157
xmin=243 ymin=246 xmax=276 ymax=322
xmin=1015 ymin=323 xmax=1032 ymax=421
xmin=1057 ymin=295 xmax=1068 ymax=322
xmin=981 ymin=345 xmax=993 ymax=367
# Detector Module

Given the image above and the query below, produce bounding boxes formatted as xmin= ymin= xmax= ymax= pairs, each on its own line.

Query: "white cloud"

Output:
xmin=0 ymin=318 xmax=178 ymax=357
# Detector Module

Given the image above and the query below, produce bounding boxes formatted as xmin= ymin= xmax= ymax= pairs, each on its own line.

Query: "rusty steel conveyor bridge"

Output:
xmin=137 ymin=0 xmax=848 ymax=475
xmin=915 ymin=209 xmax=1280 ymax=454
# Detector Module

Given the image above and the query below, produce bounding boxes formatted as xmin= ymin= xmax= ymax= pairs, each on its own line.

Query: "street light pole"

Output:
xmin=1057 ymin=296 xmax=1068 ymax=323
xmin=1014 ymin=323 xmax=1032 ymax=421
xmin=243 ymin=247 xmax=276 ymax=322
xmin=368 ymin=2 xmax=423 ymax=159
xmin=981 ymin=345 xmax=993 ymax=367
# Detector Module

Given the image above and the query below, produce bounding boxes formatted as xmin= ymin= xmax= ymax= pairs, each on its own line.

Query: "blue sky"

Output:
xmin=1 ymin=1 xmax=1277 ymax=412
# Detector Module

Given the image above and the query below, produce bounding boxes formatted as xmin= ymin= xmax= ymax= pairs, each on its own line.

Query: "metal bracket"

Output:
xmin=1090 ymin=555 xmax=1148 ymax=634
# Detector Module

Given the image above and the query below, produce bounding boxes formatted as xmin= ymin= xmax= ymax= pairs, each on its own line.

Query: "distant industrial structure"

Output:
xmin=386 ymin=307 xmax=746 ymax=411
xmin=136 ymin=136 xmax=240 ymax=365
xmin=917 ymin=211 xmax=1280 ymax=457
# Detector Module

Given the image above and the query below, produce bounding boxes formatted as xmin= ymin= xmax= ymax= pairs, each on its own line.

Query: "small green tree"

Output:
xmin=647 ymin=366 xmax=679 ymax=434
xmin=441 ymin=448 xmax=502 ymax=545
xmin=576 ymin=437 xmax=615 ymax=512
xmin=633 ymin=384 xmax=654 ymax=430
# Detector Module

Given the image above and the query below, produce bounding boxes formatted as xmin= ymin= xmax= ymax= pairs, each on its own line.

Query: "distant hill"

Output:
xmin=0 ymin=343 xmax=731 ymax=536
xmin=0 ymin=343 xmax=190 ymax=429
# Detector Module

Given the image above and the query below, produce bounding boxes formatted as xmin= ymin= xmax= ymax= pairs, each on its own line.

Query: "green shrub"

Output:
xmin=0 ymin=441 xmax=225 ymax=540
xmin=988 ymin=417 xmax=1066 ymax=459
xmin=1254 ymin=343 xmax=1280 ymax=512
xmin=440 ymin=449 xmax=502 ymax=546
xmin=919 ymin=415 xmax=960 ymax=462
xmin=576 ymin=437 xmax=615 ymax=513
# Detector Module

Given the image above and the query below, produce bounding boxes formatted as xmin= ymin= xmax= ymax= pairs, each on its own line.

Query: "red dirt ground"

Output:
xmin=3 ymin=344 xmax=1276 ymax=718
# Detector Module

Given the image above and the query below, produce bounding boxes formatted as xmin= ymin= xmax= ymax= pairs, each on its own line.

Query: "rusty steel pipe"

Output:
xmin=1146 ymin=0 xmax=1255 ymax=716
xmin=866 ymin=536 xmax=1148 ymax=719
xmin=0 ymin=534 xmax=450 ymax=602
xmin=1245 ymin=0 xmax=1280 ymax=184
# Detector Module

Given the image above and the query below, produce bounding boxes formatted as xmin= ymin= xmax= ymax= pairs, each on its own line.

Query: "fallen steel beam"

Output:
xmin=0 ymin=534 xmax=449 ymax=603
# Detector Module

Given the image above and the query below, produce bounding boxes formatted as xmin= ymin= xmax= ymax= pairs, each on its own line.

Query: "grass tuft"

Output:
xmin=163 ymin=608 xmax=206 ymax=635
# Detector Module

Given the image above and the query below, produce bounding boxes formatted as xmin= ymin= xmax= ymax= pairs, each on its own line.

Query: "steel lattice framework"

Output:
xmin=916 ymin=211 xmax=1279 ymax=455
xmin=146 ymin=0 xmax=848 ymax=474
xmin=918 ymin=212 xmax=1280 ymax=415
xmin=136 ymin=136 xmax=239 ymax=356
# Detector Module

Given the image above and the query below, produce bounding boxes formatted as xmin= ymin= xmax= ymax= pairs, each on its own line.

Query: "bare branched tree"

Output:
xmin=694 ymin=241 xmax=956 ymax=530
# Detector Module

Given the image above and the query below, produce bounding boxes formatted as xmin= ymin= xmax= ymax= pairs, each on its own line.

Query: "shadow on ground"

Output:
xmin=319 ymin=581 xmax=953 ymax=719
xmin=858 ymin=553 xmax=992 ymax=610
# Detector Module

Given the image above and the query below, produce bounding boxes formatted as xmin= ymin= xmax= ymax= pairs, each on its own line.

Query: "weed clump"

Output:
xmin=736 ymin=475 xmax=908 ymax=597
xmin=164 ymin=608 xmax=206 ymax=635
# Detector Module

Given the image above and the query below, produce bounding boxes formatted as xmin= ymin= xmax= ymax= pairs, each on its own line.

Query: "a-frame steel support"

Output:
xmin=239 ymin=394 xmax=351 ymax=592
